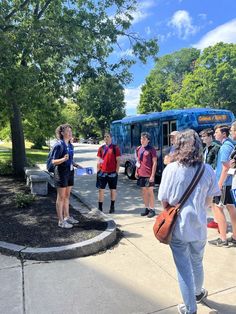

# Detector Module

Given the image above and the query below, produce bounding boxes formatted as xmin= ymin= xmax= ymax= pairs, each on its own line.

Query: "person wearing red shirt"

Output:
xmin=96 ymin=132 xmax=121 ymax=213
xmin=135 ymin=132 xmax=157 ymax=218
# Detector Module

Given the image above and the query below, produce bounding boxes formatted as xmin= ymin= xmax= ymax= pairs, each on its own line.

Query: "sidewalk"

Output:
xmin=1 ymin=171 xmax=236 ymax=313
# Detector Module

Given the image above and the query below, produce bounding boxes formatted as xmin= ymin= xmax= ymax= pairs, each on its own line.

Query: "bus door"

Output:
xmin=160 ymin=120 xmax=177 ymax=173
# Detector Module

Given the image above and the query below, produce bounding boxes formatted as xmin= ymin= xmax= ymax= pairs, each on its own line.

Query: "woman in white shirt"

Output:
xmin=158 ymin=129 xmax=220 ymax=314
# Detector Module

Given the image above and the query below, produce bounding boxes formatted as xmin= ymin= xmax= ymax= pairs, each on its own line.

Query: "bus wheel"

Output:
xmin=125 ymin=162 xmax=135 ymax=179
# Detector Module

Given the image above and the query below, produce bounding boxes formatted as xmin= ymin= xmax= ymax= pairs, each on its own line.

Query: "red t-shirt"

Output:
xmin=137 ymin=146 xmax=157 ymax=177
xmin=97 ymin=144 xmax=121 ymax=173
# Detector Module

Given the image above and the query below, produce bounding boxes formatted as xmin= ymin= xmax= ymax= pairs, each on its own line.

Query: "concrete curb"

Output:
xmin=0 ymin=188 xmax=117 ymax=261
xmin=0 ymin=220 xmax=117 ymax=261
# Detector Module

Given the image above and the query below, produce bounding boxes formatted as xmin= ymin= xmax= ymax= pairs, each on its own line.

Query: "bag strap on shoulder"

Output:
xmin=176 ymin=163 xmax=205 ymax=213
xmin=101 ymin=144 xmax=117 ymax=157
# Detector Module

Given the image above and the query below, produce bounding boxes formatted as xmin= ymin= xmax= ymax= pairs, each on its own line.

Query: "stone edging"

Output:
xmin=0 ymin=219 xmax=116 ymax=261
xmin=0 ymin=189 xmax=117 ymax=261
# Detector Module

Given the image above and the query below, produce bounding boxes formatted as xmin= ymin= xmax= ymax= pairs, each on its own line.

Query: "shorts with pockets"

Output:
xmin=54 ymin=166 xmax=74 ymax=188
xmin=213 ymin=185 xmax=234 ymax=206
xmin=96 ymin=171 xmax=118 ymax=190
xmin=137 ymin=177 xmax=155 ymax=188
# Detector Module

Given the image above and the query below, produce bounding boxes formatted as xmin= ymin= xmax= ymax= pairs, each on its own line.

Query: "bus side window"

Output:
xmin=162 ymin=122 xmax=169 ymax=146
xmin=170 ymin=121 xmax=177 ymax=133
xmin=131 ymin=124 xmax=141 ymax=148
xmin=142 ymin=122 xmax=159 ymax=148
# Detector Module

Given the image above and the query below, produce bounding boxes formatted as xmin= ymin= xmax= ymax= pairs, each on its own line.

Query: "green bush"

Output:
xmin=26 ymin=158 xmax=36 ymax=167
xmin=15 ymin=192 xmax=36 ymax=208
xmin=0 ymin=159 xmax=13 ymax=176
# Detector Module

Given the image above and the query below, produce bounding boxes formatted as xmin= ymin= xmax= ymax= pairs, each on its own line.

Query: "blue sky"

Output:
xmin=115 ymin=0 xmax=236 ymax=115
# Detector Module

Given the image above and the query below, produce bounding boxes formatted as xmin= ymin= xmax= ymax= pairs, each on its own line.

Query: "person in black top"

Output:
xmin=199 ymin=128 xmax=221 ymax=170
xmin=52 ymin=124 xmax=82 ymax=228
xmin=199 ymin=128 xmax=221 ymax=230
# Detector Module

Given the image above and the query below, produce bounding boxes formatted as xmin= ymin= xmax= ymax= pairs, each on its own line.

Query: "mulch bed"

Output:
xmin=0 ymin=176 xmax=107 ymax=248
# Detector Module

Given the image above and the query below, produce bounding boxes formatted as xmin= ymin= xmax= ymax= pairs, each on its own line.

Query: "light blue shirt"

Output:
xmin=215 ymin=138 xmax=234 ymax=186
xmin=158 ymin=162 xmax=220 ymax=242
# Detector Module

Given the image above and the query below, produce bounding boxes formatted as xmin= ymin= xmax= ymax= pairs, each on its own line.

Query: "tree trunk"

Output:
xmin=10 ymin=100 xmax=27 ymax=177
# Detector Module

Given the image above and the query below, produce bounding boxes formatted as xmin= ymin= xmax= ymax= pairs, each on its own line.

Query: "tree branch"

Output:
xmin=37 ymin=0 xmax=53 ymax=19
xmin=5 ymin=0 xmax=31 ymax=21
xmin=34 ymin=1 xmax=40 ymax=17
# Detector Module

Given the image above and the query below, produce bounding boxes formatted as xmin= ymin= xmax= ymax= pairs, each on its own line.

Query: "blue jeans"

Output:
xmin=170 ymin=237 xmax=206 ymax=314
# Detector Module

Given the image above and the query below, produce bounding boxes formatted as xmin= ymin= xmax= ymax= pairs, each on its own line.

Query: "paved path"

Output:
xmin=1 ymin=144 xmax=236 ymax=314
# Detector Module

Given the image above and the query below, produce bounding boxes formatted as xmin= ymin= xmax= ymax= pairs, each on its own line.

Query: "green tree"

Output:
xmin=138 ymin=48 xmax=200 ymax=113
xmin=60 ymin=100 xmax=80 ymax=135
xmin=0 ymin=0 xmax=158 ymax=176
xmin=168 ymin=43 xmax=236 ymax=113
xmin=23 ymin=100 xmax=62 ymax=148
xmin=76 ymin=75 xmax=125 ymax=137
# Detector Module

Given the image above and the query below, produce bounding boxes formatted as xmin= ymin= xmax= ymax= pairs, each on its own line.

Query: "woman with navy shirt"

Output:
xmin=52 ymin=124 xmax=82 ymax=228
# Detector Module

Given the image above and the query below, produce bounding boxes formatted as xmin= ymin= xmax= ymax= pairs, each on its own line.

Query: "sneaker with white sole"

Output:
xmin=65 ymin=216 xmax=79 ymax=224
xmin=208 ymin=238 xmax=228 ymax=247
xmin=177 ymin=304 xmax=186 ymax=314
xmin=227 ymin=236 xmax=236 ymax=247
xmin=58 ymin=220 xmax=73 ymax=229
xmin=196 ymin=288 xmax=208 ymax=303
xmin=177 ymin=304 xmax=196 ymax=314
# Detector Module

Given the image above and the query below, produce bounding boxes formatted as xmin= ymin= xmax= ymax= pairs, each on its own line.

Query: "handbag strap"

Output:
xmin=175 ymin=163 xmax=205 ymax=212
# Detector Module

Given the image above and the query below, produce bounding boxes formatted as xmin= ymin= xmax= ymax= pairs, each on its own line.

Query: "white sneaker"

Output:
xmin=58 ymin=220 xmax=73 ymax=229
xmin=65 ymin=216 xmax=79 ymax=224
xmin=177 ymin=304 xmax=186 ymax=314
xmin=177 ymin=304 xmax=197 ymax=314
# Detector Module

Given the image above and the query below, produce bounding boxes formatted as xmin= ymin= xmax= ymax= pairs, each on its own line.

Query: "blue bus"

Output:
xmin=111 ymin=108 xmax=235 ymax=181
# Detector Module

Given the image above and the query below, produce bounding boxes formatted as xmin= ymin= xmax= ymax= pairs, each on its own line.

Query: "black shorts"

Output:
xmin=96 ymin=171 xmax=118 ymax=190
xmin=137 ymin=177 xmax=155 ymax=188
xmin=213 ymin=186 xmax=234 ymax=206
xmin=54 ymin=167 xmax=74 ymax=188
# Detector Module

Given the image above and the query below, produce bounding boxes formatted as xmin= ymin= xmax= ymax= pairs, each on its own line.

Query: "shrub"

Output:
xmin=15 ymin=192 xmax=36 ymax=208
xmin=26 ymin=158 xmax=36 ymax=167
xmin=0 ymin=159 xmax=13 ymax=176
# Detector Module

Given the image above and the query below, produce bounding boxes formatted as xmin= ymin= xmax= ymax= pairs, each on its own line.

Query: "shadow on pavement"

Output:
xmin=204 ymin=299 xmax=236 ymax=314
xmin=121 ymin=230 xmax=143 ymax=239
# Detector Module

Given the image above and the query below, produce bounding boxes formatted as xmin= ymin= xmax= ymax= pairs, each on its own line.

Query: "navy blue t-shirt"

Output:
xmin=52 ymin=140 xmax=74 ymax=170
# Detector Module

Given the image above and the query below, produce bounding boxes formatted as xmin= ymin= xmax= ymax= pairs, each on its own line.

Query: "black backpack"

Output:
xmin=46 ymin=141 xmax=65 ymax=173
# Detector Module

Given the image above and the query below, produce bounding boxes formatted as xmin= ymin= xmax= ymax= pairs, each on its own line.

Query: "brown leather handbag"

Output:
xmin=153 ymin=163 xmax=205 ymax=244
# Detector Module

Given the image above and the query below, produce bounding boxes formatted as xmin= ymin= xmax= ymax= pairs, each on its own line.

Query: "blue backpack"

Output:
xmin=46 ymin=141 xmax=65 ymax=173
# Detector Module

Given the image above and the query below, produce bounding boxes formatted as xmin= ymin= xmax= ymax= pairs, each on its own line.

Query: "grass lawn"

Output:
xmin=0 ymin=141 xmax=49 ymax=165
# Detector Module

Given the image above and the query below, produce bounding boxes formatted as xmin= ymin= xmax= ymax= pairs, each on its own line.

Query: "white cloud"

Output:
xmin=124 ymin=86 xmax=142 ymax=114
xmin=131 ymin=0 xmax=156 ymax=24
xmin=120 ymin=49 xmax=134 ymax=57
xmin=193 ymin=19 xmax=236 ymax=50
xmin=169 ymin=10 xmax=199 ymax=39
xmin=198 ymin=13 xmax=207 ymax=20
xmin=131 ymin=11 xmax=149 ymax=24
xmin=158 ymin=32 xmax=172 ymax=42
xmin=112 ymin=48 xmax=134 ymax=58
xmin=110 ymin=1 xmax=155 ymax=26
